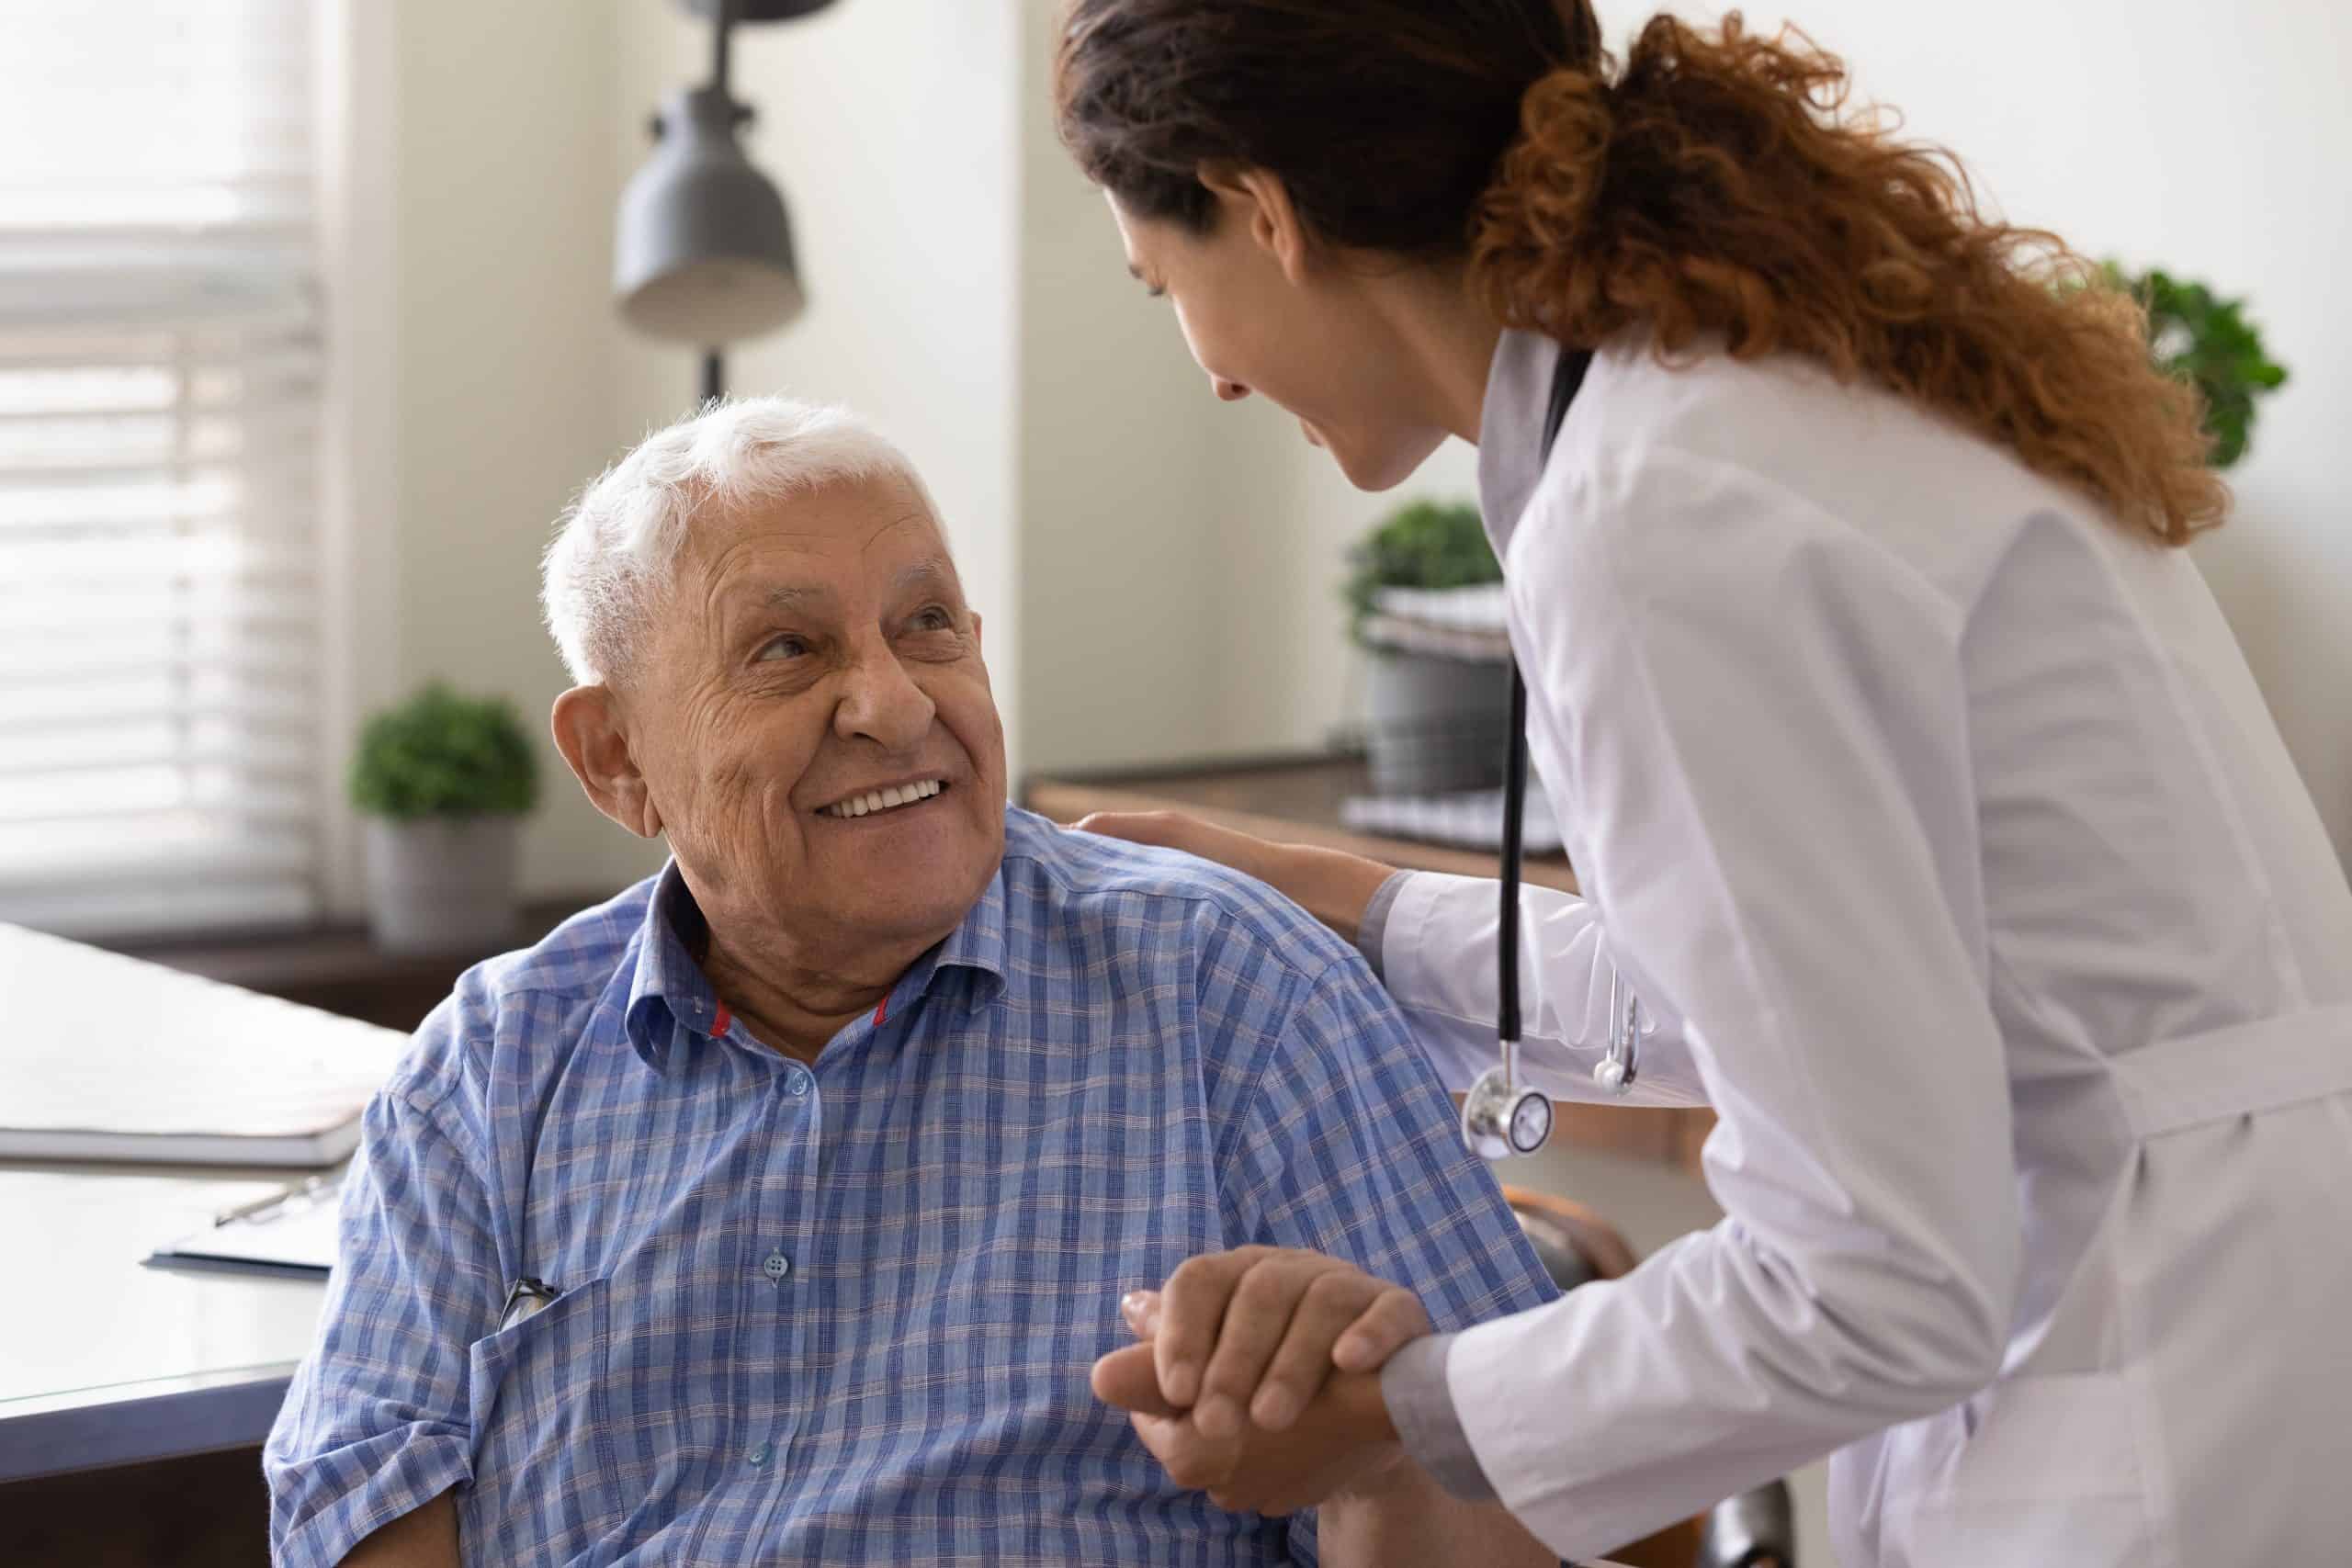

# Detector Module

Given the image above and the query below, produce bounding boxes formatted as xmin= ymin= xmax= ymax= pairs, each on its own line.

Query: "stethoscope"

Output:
xmin=1460 ymin=345 xmax=1643 ymax=1162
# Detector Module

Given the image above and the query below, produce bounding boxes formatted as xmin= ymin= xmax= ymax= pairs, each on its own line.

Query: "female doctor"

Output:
xmin=1055 ymin=3 xmax=2352 ymax=1563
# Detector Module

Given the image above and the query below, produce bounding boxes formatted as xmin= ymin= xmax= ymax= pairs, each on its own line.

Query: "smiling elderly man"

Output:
xmin=262 ymin=399 xmax=1558 ymax=1567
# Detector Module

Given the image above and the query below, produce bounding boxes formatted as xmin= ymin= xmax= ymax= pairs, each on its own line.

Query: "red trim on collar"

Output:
xmin=711 ymin=1001 xmax=732 ymax=1036
xmin=873 ymin=995 xmax=889 ymax=1027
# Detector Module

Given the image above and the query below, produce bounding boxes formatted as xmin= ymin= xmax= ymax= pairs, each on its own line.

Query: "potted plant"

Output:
xmin=2106 ymin=263 xmax=2289 ymax=468
xmin=350 ymin=683 xmax=540 ymax=954
xmin=1342 ymin=499 xmax=1511 ymax=795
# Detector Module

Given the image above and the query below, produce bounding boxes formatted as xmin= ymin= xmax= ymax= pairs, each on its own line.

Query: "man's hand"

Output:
xmin=1123 ymin=1247 xmax=1431 ymax=1437
xmin=1100 ymin=1253 xmax=1558 ymax=1565
xmin=1093 ymin=1336 xmax=1408 ymax=1516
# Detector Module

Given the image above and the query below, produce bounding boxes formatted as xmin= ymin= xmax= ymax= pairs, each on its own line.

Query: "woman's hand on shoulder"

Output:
xmin=1073 ymin=813 xmax=1397 ymax=942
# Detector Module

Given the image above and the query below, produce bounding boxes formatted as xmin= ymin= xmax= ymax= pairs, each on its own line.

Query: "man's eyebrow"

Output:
xmin=894 ymin=557 xmax=959 ymax=596
xmin=761 ymin=581 xmax=833 ymax=610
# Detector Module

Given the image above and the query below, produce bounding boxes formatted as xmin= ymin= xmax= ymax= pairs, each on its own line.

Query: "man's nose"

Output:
xmin=833 ymin=649 xmax=936 ymax=752
xmin=1211 ymin=375 xmax=1251 ymax=402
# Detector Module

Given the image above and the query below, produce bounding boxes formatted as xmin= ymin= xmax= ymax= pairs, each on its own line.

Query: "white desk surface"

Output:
xmin=0 ymin=1161 xmax=330 ymax=1482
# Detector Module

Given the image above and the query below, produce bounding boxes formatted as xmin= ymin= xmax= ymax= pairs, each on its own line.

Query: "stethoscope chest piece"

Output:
xmin=1462 ymin=1048 xmax=1555 ymax=1161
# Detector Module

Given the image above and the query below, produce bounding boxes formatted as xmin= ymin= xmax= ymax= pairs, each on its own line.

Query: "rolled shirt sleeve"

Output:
xmin=265 ymin=1028 xmax=502 ymax=1567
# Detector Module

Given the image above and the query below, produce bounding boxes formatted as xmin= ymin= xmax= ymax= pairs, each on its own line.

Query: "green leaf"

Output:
xmin=349 ymin=682 xmax=541 ymax=819
xmin=1339 ymin=500 xmax=1499 ymax=646
xmin=2108 ymin=261 xmax=2289 ymax=469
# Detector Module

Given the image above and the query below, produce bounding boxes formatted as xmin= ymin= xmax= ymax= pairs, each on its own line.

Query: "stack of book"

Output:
xmin=0 ymin=922 xmax=409 ymax=1168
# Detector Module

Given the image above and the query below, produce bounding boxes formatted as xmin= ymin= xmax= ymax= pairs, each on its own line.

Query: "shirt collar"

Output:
xmin=1476 ymin=327 xmax=1566 ymax=559
xmin=619 ymin=852 xmax=1012 ymax=1070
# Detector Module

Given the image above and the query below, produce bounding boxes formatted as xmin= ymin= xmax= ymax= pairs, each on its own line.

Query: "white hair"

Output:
xmin=540 ymin=397 xmax=936 ymax=685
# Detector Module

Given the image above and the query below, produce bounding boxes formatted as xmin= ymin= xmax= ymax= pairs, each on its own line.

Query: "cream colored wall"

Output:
xmin=387 ymin=0 xmax=663 ymax=902
xmin=1012 ymin=0 xmax=1239 ymax=773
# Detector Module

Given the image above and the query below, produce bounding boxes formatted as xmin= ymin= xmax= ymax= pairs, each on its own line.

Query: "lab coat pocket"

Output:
xmin=464 ymin=1277 xmax=619 ymax=1549
xmin=1903 ymin=1370 xmax=2154 ymax=1566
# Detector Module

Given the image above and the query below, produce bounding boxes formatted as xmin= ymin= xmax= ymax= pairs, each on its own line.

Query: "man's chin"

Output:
xmin=802 ymin=810 xmax=1003 ymax=931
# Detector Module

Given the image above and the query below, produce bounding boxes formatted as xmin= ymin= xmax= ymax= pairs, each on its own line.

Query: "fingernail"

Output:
xmin=1195 ymin=1395 xmax=1239 ymax=1439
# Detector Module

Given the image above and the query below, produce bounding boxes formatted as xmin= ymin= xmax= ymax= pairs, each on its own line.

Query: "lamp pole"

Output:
xmin=702 ymin=0 xmax=739 ymax=401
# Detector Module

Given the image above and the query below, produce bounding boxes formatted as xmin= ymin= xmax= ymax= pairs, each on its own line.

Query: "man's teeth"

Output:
xmin=824 ymin=779 xmax=946 ymax=819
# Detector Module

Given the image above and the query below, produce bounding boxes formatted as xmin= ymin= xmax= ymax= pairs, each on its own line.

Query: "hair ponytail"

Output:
xmin=1468 ymin=14 xmax=2225 ymax=544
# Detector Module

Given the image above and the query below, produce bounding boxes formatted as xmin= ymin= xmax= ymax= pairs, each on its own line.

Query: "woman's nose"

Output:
xmin=1212 ymin=376 xmax=1251 ymax=402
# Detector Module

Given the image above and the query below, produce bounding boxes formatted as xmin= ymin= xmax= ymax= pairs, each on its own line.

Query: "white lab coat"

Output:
xmin=1381 ymin=329 xmax=2352 ymax=1565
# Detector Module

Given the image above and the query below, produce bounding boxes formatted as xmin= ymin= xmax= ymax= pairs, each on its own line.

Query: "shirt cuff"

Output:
xmin=1353 ymin=870 xmax=1412 ymax=981
xmin=1378 ymin=1333 xmax=1498 ymax=1503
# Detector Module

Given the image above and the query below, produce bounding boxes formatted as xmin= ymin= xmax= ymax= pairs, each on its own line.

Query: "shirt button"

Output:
xmin=786 ymin=1068 xmax=810 ymax=1098
xmin=761 ymin=1251 xmax=792 ymax=1282
xmin=746 ymin=1441 xmax=772 ymax=1468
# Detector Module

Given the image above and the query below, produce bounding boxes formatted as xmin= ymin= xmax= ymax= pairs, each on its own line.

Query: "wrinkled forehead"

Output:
xmin=681 ymin=470 xmax=958 ymax=602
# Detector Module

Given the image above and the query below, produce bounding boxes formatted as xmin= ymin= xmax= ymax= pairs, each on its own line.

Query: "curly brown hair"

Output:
xmin=1057 ymin=2 xmax=2226 ymax=544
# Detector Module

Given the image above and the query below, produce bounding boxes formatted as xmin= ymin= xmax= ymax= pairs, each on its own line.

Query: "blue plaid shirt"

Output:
xmin=266 ymin=807 xmax=1555 ymax=1566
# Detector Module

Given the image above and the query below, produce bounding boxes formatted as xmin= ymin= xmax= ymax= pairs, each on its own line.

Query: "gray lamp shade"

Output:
xmin=616 ymin=86 xmax=805 ymax=344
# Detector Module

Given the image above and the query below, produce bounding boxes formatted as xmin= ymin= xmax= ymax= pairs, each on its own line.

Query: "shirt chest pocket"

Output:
xmin=464 ymin=1278 xmax=622 ymax=1558
xmin=466 ymin=1261 xmax=754 ymax=1558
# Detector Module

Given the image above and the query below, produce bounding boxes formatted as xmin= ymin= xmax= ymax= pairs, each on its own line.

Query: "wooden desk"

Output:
xmin=1024 ymin=754 xmax=1713 ymax=1172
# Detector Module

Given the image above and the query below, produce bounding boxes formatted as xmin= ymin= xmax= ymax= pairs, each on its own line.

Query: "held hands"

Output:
xmin=1089 ymin=1247 xmax=1434 ymax=1516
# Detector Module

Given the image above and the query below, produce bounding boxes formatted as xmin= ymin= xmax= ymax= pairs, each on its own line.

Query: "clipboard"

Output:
xmin=146 ymin=1177 xmax=341 ymax=1280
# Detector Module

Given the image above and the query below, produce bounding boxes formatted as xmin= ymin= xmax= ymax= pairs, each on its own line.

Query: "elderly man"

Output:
xmin=264 ymin=399 xmax=1558 ymax=1566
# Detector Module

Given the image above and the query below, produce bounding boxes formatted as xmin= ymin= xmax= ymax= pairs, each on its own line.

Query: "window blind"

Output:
xmin=0 ymin=0 xmax=326 ymax=935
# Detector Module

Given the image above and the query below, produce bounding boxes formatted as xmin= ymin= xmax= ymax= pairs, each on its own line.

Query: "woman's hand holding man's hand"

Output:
xmin=1089 ymin=1247 xmax=1433 ymax=1516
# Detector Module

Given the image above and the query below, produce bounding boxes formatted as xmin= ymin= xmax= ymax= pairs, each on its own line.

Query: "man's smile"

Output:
xmin=819 ymin=776 xmax=949 ymax=820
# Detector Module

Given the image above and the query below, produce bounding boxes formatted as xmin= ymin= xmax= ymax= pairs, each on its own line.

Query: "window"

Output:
xmin=0 ymin=0 xmax=327 ymax=935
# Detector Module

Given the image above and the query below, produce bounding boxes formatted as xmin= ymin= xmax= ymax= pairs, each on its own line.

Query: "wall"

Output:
xmin=612 ymin=0 xmax=1023 ymax=775
xmin=1696 ymin=0 xmax=2352 ymax=863
xmin=383 ymin=0 xmax=662 ymax=902
xmin=1012 ymin=0 xmax=1239 ymax=773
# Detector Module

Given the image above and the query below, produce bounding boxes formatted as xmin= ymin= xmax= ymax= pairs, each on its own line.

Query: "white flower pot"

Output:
xmin=362 ymin=815 xmax=522 ymax=955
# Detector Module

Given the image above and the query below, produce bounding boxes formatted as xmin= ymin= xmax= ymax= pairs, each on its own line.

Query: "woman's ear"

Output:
xmin=1198 ymin=164 xmax=1314 ymax=286
xmin=551 ymin=686 xmax=662 ymax=840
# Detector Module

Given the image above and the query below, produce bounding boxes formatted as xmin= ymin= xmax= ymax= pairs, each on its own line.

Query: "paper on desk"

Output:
xmin=150 ymin=1185 xmax=342 ymax=1278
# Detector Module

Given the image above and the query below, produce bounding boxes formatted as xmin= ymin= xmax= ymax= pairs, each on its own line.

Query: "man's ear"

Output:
xmin=1198 ymin=164 xmax=1313 ymax=287
xmin=551 ymin=686 xmax=662 ymax=840
xmin=970 ymin=610 xmax=984 ymax=653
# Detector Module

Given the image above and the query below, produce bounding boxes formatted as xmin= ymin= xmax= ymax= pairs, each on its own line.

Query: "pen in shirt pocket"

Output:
xmin=499 ymin=1275 xmax=563 ymax=1331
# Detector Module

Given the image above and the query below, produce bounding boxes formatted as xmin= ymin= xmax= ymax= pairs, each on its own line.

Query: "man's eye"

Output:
xmin=756 ymin=635 xmax=808 ymax=661
xmin=911 ymin=606 xmax=956 ymax=632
